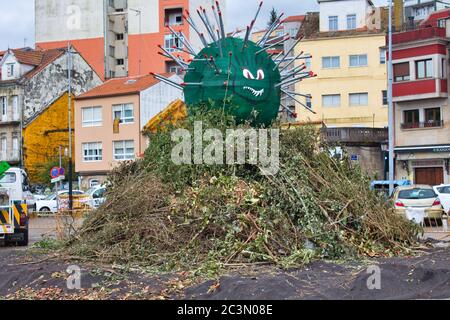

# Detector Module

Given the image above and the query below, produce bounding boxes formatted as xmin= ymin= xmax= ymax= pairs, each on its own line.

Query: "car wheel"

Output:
xmin=39 ymin=207 xmax=51 ymax=213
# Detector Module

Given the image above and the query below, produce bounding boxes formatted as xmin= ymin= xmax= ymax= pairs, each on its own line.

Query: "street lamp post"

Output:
xmin=388 ymin=0 xmax=395 ymax=195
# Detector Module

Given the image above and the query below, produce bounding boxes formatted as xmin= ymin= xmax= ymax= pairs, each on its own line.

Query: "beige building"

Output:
xmin=293 ymin=0 xmax=389 ymax=128
xmin=74 ymin=74 xmax=182 ymax=189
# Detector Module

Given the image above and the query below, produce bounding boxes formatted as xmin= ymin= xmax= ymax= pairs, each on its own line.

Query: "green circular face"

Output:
xmin=184 ymin=37 xmax=281 ymax=126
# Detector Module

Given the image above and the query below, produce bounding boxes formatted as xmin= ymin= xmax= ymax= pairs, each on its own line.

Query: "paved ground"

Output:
xmin=0 ymin=217 xmax=448 ymax=300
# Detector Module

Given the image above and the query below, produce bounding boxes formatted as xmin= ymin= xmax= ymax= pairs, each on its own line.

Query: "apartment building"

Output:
xmin=0 ymin=47 xmax=101 ymax=176
xmin=74 ymin=74 xmax=182 ymax=189
xmin=393 ymin=10 xmax=450 ymax=185
xmin=294 ymin=0 xmax=388 ymax=128
xmin=404 ymin=0 xmax=450 ymax=22
xmin=35 ymin=0 xmax=227 ymax=79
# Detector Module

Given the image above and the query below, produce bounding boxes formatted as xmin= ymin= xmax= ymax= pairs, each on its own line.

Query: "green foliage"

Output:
xmin=68 ymin=110 xmax=419 ymax=273
xmin=268 ymin=7 xmax=278 ymax=28
xmin=36 ymin=157 xmax=77 ymax=186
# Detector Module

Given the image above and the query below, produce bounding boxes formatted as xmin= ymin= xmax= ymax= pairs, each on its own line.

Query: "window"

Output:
xmin=329 ymin=16 xmax=338 ymax=31
xmin=116 ymin=33 xmax=124 ymax=40
xmin=382 ymin=90 xmax=388 ymax=105
xmin=89 ymin=179 xmax=100 ymax=188
xmin=403 ymin=109 xmax=420 ymax=128
xmin=349 ymin=54 xmax=368 ymax=67
xmin=113 ymin=140 xmax=135 ymax=161
xmin=0 ymin=172 xmax=16 ymax=184
xmin=442 ymin=58 xmax=447 ymax=78
xmin=6 ymin=64 xmax=14 ymax=77
xmin=83 ymin=142 xmax=103 ymax=162
xmin=112 ymin=104 xmax=134 ymax=124
xmin=380 ymin=48 xmax=386 ymax=64
xmin=347 ymin=14 xmax=356 ymax=30
xmin=349 ymin=93 xmax=368 ymax=106
xmin=0 ymin=97 xmax=6 ymax=118
xmin=425 ymin=107 xmax=441 ymax=125
xmin=322 ymin=94 xmax=341 ymax=107
xmin=306 ymin=96 xmax=312 ymax=109
xmin=164 ymin=34 xmax=184 ymax=52
xmin=109 ymin=45 xmax=115 ymax=57
xmin=12 ymin=96 xmax=19 ymax=120
xmin=82 ymin=106 xmax=102 ymax=127
xmin=416 ymin=59 xmax=433 ymax=79
xmin=116 ymin=59 xmax=124 ymax=66
xmin=322 ymin=56 xmax=340 ymax=69
xmin=165 ymin=8 xmax=183 ymax=26
xmin=305 ymin=56 xmax=312 ymax=71
xmin=394 ymin=62 xmax=410 ymax=82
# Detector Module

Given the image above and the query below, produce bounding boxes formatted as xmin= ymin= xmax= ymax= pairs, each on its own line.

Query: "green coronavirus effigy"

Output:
xmin=183 ymin=37 xmax=281 ymax=127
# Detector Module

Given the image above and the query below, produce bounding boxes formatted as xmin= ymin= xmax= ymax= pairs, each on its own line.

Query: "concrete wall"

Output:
xmin=22 ymin=50 xmax=102 ymax=123
xmin=319 ymin=0 xmax=372 ymax=32
xmin=139 ymin=75 xmax=184 ymax=131
xmin=295 ymin=34 xmax=388 ymax=128
xmin=35 ymin=0 xmax=105 ymax=42
xmin=345 ymin=145 xmax=385 ymax=179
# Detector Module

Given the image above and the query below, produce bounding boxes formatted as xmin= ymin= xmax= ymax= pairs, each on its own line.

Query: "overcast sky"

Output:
xmin=0 ymin=0 xmax=388 ymax=51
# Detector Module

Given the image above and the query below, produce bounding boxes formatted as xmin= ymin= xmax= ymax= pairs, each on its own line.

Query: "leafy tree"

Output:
xmin=267 ymin=7 xmax=278 ymax=29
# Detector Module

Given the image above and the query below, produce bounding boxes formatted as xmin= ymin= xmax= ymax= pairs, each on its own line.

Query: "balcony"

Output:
xmin=401 ymin=120 xmax=444 ymax=130
xmin=0 ymin=150 xmax=20 ymax=163
xmin=392 ymin=27 xmax=446 ymax=45
xmin=393 ymin=78 xmax=448 ymax=101
xmin=322 ymin=127 xmax=388 ymax=146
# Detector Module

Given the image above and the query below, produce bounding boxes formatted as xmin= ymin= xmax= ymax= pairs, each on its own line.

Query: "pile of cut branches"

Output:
xmin=67 ymin=108 xmax=419 ymax=270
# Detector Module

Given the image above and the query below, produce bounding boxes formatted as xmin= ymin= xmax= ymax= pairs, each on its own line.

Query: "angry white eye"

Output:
xmin=256 ymin=69 xmax=265 ymax=80
xmin=243 ymin=69 xmax=255 ymax=80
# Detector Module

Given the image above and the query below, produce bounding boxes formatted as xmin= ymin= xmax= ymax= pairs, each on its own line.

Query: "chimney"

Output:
xmin=394 ymin=0 xmax=404 ymax=31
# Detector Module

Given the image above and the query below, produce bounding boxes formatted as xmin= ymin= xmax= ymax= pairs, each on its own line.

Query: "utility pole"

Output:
xmin=67 ymin=43 xmax=73 ymax=211
xmin=388 ymin=0 xmax=395 ymax=195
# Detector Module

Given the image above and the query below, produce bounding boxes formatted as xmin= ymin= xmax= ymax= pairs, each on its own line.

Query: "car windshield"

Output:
xmin=44 ymin=193 xmax=56 ymax=200
xmin=436 ymin=186 xmax=450 ymax=194
xmin=0 ymin=172 xmax=16 ymax=184
xmin=86 ymin=188 xmax=96 ymax=196
xmin=398 ymin=188 xmax=437 ymax=200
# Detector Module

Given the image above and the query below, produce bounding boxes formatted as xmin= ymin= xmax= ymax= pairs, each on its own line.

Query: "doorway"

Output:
xmin=414 ymin=167 xmax=444 ymax=186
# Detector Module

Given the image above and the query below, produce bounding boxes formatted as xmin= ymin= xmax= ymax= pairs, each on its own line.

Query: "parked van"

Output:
xmin=0 ymin=168 xmax=36 ymax=211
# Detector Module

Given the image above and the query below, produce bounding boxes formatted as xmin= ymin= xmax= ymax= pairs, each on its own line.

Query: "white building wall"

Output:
xmin=189 ymin=0 xmax=226 ymax=52
xmin=139 ymin=75 xmax=184 ymax=130
xmin=0 ymin=55 xmax=34 ymax=81
xmin=127 ymin=0 xmax=160 ymax=35
xmin=35 ymin=0 xmax=105 ymax=43
xmin=319 ymin=0 xmax=372 ymax=32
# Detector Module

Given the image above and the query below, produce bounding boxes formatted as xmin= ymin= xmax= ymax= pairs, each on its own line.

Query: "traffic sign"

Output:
xmin=59 ymin=167 xmax=65 ymax=176
xmin=51 ymin=175 xmax=65 ymax=184
xmin=50 ymin=167 xmax=60 ymax=179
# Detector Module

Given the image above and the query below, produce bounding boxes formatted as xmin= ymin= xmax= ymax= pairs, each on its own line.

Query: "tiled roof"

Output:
xmin=76 ymin=74 xmax=173 ymax=100
xmin=283 ymin=15 xmax=306 ymax=23
xmin=0 ymin=47 xmax=65 ymax=81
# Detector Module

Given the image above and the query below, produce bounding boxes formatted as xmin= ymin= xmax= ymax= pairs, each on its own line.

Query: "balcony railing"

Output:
xmin=322 ymin=127 xmax=388 ymax=145
xmin=401 ymin=120 xmax=444 ymax=130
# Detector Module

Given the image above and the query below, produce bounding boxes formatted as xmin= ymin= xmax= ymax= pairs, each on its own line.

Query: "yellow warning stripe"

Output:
xmin=13 ymin=204 xmax=21 ymax=227
xmin=0 ymin=210 xmax=9 ymax=224
xmin=1 ymin=224 xmax=7 ymax=234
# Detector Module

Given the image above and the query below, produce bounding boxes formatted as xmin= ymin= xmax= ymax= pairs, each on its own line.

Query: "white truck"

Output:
xmin=0 ymin=168 xmax=33 ymax=245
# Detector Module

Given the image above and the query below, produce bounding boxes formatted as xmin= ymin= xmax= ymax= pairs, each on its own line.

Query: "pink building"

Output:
xmin=74 ymin=73 xmax=183 ymax=189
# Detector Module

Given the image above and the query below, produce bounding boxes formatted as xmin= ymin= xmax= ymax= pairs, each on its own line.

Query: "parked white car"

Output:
xmin=36 ymin=190 xmax=85 ymax=213
xmin=433 ymin=185 xmax=450 ymax=214
xmin=86 ymin=185 xmax=107 ymax=209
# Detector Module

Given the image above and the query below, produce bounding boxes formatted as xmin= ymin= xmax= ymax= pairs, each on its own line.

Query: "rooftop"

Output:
xmin=76 ymin=74 xmax=173 ymax=100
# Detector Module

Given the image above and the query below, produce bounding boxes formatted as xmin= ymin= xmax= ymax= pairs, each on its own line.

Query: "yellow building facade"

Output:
xmin=23 ymin=93 xmax=75 ymax=183
xmin=294 ymin=33 xmax=388 ymax=128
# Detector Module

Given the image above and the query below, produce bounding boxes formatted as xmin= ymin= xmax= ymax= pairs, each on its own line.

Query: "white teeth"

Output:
xmin=243 ymin=86 xmax=264 ymax=97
